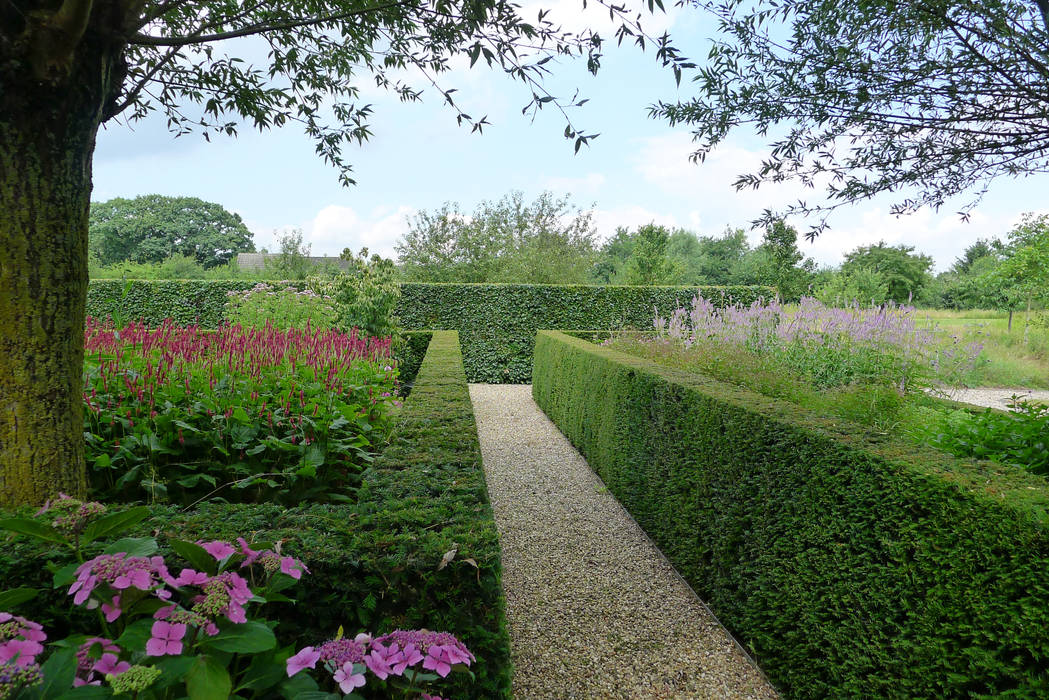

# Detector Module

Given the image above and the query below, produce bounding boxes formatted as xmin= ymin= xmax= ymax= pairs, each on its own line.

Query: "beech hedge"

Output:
xmin=86 ymin=280 xmax=771 ymax=382
xmin=0 ymin=331 xmax=510 ymax=698
xmin=532 ymin=330 xmax=1049 ymax=699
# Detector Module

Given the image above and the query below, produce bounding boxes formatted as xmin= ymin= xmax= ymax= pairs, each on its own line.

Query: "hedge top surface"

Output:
xmin=536 ymin=330 xmax=1049 ymax=521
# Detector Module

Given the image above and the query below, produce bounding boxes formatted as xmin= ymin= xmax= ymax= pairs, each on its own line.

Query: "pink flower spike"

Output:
xmin=286 ymin=646 xmax=320 ymax=677
xmin=145 ymin=621 xmax=186 ymax=657
xmin=199 ymin=540 xmax=235 ymax=562
xmin=333 ymin=662 xmax=367 ymax=693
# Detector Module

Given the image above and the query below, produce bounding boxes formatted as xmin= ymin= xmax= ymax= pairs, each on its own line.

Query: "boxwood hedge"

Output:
xmin=0 ymin=331 xmax=510 ymax=698
xmin=532 ymin=330 xmax=1049 ymax=699
xmin=86 ymin=280 xmax=771 ymax=382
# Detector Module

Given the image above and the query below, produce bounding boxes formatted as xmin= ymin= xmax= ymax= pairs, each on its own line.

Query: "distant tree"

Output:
xmin=89 ymin=195 xmax=255 ymax=268
xmin=624 ymin=224 xmax=679 ymax=285
xmin=988 ymin=213 xmax=1049 ymax=324
xmin=591 ymin=227 xmax=638 ymax=283
xmin=841 ymin=242 xmax=933 ymax=304
xmin=396 ymin=191 xmax=597 ymax=284
xmin=755 ymin=219 xmax=813 ymax=301
xmin=950 ymin=238 xmax=1005 ymax=276
xmin=667 ymin=227 xmax=751 ymax=285
xmin=815 ymin=267 xmax=891 ymax=307
xmin=267 ymin=228 xmax=317 ymax=280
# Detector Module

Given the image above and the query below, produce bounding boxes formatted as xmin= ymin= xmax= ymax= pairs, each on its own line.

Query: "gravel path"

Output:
xmin=470 ymin=384 xmax=777 ymax=700
xmin=935 ymin=387 xmax=1049 ymax=410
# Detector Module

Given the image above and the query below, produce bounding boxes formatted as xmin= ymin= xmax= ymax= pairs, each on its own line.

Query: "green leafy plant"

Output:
xmin=0 ymin=495 xmax=472 ymax=699
xmin=83 ymin=319 xmax=398 ymax=506
xmin=911 ymin=398 xmax=1049 ymax=476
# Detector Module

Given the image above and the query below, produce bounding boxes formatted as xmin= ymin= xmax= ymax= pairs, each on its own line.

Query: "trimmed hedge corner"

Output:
xmin=86 ymin=280 xmax=772 ymax=382
xmin=532 ymin=330 xmax=1049 ymax=699
xmin=0 ymin=331 xmax=510 ymax=699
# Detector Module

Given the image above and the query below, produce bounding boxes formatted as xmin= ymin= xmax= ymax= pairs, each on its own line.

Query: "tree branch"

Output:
xmin=129 ymin=1 xmax=407 ymax=47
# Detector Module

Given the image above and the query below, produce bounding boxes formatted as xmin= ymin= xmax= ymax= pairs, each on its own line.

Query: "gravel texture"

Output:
xmin=935 ymin=387 xmax=1049 ymax=410
xmin=469 ymin=384 xmax=778 ymax=700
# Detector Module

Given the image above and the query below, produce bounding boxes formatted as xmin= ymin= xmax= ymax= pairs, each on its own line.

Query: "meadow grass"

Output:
xmin=919 ymin=309 xmax=1049 ymax=388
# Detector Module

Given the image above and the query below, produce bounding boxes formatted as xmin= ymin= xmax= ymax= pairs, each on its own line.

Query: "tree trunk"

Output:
xmin=0 ymin=25 xmax=120 ymax=507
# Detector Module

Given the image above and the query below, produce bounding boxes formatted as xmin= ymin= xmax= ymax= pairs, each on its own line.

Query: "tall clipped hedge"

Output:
xmin=532 ymin=330 xmax=1049 ymax=699
xmin=86 ymin=280 xmax=771 ymax=382
xmin=0 ymin=331 xmax=510 ymax=698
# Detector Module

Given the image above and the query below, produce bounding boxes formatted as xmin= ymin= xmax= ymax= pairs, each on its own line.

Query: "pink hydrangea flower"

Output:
xmin=0 ymin=639 xmax=44 ymax=668
xmin=198 ymin=540 xmax=235 ymax=561
xmin=279 ymin=556 xmax=308 ymax=580
xmin=101 ymin=595 xmax=122 ymax=623
xmin=286 ymin=646 xmax=320 ymax=677
xmin=145 ymin=621 xmax=186 ymax=656
xmin=173 ymin=569 xmax=210 ymax=587
xmin=333 ymin=662 xmax=366 ymax=693
xmin=422 ymin=645 xmax=456 ymax=678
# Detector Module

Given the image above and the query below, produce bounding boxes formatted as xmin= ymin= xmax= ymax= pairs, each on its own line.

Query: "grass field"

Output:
xmin=920 ymin=309 xmax=1049 ymax=389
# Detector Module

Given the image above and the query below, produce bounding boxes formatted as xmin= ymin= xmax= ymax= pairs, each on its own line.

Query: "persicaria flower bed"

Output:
xmin=83 ymin=318 xmax=399 ymax=506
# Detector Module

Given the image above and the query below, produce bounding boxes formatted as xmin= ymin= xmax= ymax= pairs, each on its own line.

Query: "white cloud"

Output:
xmin=542 ymin=172 xmax=606 ymax=194
xmin=250 ymin=204 xmax=414 ymax=260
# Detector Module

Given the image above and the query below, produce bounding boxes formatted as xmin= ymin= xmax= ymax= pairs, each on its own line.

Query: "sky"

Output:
xmin=92 ymin=1 xmax=1048 ymax=273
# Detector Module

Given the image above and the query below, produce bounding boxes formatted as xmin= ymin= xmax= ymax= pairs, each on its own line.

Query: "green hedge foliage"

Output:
xmin=87 ymin=280 xmax=772 ymax=382
xmin=532 ymin=330 xmax=1049 ymax=699
xmin=0 ymin=331 xmax=510 ymax=698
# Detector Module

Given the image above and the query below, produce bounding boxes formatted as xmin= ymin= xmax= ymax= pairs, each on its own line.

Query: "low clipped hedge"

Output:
xmin=0 ymin=331 xmax=510 ymax=698
xmin=532 ymin=330 xmax=1049 ymax=699
xmin=86 ymin=280 xmax=772 ymax=382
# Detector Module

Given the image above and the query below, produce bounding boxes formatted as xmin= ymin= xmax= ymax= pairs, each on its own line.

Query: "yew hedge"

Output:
xmin=532 ymin=330 xmax=1049 ymax=699
xmin=86 ymin=280 xmax=771 ymax=382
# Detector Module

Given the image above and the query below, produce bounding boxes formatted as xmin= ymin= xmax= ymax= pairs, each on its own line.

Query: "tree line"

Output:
xmin=90 ymin=192 xmax=1049 ymax=314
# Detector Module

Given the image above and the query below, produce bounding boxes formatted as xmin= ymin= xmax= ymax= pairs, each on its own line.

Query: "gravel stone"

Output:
xmin=934 ymin=387 xmax=1049 ymax=410
xmin=470 ymin=384 xmax=778 ymax=700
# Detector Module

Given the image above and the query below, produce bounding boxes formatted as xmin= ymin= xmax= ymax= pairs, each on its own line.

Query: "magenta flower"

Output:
xmin=279 ymin=556 xmax=308 ymax=580
xmin=145 ymin=621 xmax=187 ymax=656
xmin=365 ymin=644 xmax=395 ymax=680
xmin=199 ymin=540 xmax=235 ymax=561
xmin=0 ymin=639 xmax=43 ymax=668
xmin=236 ymin=537 xmax=261 ymax=567
xmin=173 ymin=569 xmax=210 ymax=587
xmin=391 ymin=643 xmax=424 ymax=674
xmin=101 ymin=595 xmax=122 ymax=623
xmin=422 ymin=645 xmax=456 ymax=677
xmin=333 ymin=662 xmax=366 ymax=693
xmin=286 ymin=646 xmax=320 ymax=677
xmin=93 ymin=653 xmax=131 ymax=677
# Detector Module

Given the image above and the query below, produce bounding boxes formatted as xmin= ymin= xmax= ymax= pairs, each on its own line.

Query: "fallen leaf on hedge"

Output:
xmin=437 ymin=547 xmax=458 ymax=570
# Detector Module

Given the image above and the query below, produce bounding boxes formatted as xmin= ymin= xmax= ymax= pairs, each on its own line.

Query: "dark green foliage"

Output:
xmin=393 ymin=331 xmax=433 ymax=393
xmin=89 ymin=195 xmax=256 ymax=268
xmin=842 ymin=242 xmax=933 ymax=304
xmin=1 ymin=332 xmax=509 ymax=698
xmin=533 ymin=331 xmax=1049 ymax=698
xmin=86 ymin=281 xmax=772 ymax=382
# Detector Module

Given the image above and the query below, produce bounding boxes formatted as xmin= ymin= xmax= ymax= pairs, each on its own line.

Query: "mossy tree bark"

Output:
xmin=0 ymin=1 xmax=128 ymax=507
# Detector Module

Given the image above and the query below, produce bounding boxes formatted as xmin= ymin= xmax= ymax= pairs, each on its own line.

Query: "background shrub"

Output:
xmin=533 ymin=330 xmax=1049 ymax=698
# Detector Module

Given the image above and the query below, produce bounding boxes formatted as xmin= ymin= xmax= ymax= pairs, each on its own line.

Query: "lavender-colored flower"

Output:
xmin=286 ymin=646 xmax=320 ymax=677
xmin=198 ymin=540 xmax=235 ymax=561
xmin=145 ymin=621 xmax=186 ymax=656
xmin=333 ymin=662 xmax=366 ymax=693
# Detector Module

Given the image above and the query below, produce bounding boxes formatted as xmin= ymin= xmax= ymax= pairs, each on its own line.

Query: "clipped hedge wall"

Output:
xmin=532 ymin=330 xmax=1049 ymax=699
xmin=0 ymin=331 xmax=510 ymax=698
xmin=87 ymin=280 xmax=771 ymax=382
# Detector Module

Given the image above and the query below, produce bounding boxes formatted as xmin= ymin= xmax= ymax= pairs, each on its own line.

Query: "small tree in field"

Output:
xmin=0 ymin=1 xmax=687 ymax=507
